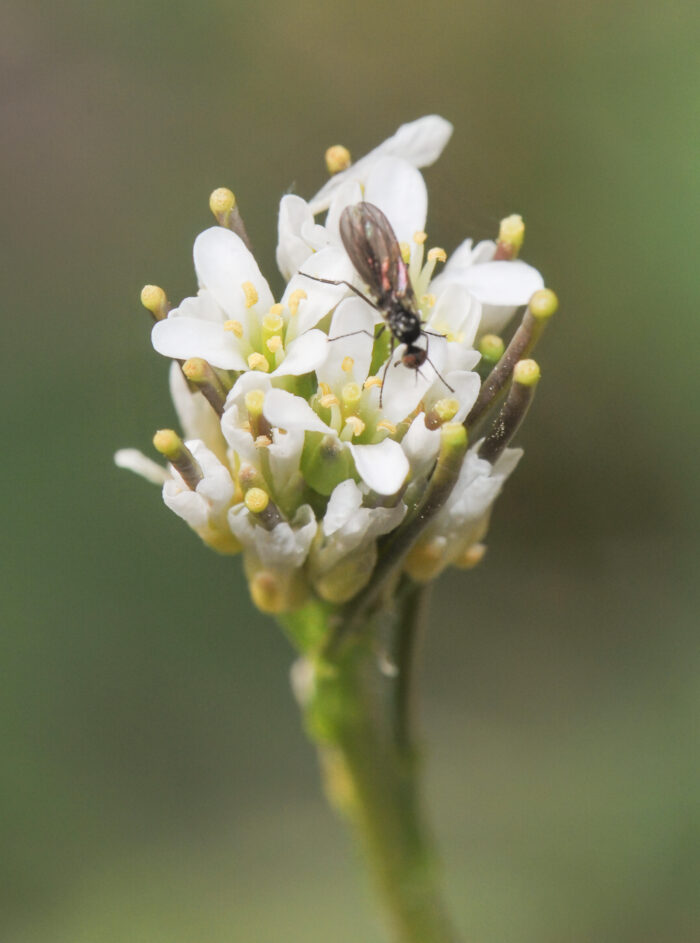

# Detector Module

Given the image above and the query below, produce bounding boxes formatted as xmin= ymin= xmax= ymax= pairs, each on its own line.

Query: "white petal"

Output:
xmin=349 ymin=439 xmax=409 ymax=495
xmin=170 ymin=290 xmax=225 ymax=323
xmin=363 ymin=157 xmax=428 ymax=242
xmin=309 ymin=115 xmax=453 ymax=214
xmin=429 ymin=281 xmax=481 ymax=348
xmin=163 ymin=483 xmax=209 ymax=528
xmin=276 ymin=195 xmax=316 ymax=280
xmin=263 ymin=388 xmax=333 ymax=434
xmin=380 ymin=334 xmax=449 ymax=424
xmin=271 ymin=329 xmax=329 ymax=377
xmin=323 ymin=479 xmax=363 ymax=536
xmin=152 ymin=317 xmax=247 ymax=371
xmin=316 ymin=298 xmax=375 ymax=389
xmin=443 ymin=370 xmax=481 ymax=422
xmin=460 ymin=260 xmax=544 ymax=307
xmin=284 ymin=247 xmax=356 ymax=336
xmin=114 ymin=449 xmax=169 ymax=485
xmin=401 ymin=417 xmax=440 ymax=473
xmin=194 ymin=227 xmax=275 ymax=318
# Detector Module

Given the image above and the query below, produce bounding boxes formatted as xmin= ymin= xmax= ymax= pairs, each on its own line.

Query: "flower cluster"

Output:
xmin=116 ymin=116 xmax=557 ymax=613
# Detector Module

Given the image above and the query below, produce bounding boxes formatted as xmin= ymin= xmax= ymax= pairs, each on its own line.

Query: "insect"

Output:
xmin=301 ymin=202 xmax=452 ymax=403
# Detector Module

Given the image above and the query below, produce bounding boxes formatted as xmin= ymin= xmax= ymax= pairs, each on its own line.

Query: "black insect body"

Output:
xmin=301 ymin=201 xmax=452 ymax=401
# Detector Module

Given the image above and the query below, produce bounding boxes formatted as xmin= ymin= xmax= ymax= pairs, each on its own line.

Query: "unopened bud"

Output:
xmin=325 ymin=144 xmax=351 ymax=175
xmin=140 ymin=284 xmax=169 ymax=321
xmin=529 ymin=288 xmax=559 ymax=320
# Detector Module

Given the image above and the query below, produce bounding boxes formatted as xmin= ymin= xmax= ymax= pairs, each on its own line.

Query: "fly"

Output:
xmin=301 ymin=201 xmax=452 ymax=403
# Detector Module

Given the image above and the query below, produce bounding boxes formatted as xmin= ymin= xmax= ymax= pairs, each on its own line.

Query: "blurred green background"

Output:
xmin=2 ymin=0 xmax=698 ymax=940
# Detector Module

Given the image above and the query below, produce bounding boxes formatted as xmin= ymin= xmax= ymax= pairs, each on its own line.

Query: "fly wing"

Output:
xmin=339 ymin=202 xmax=416 ymax=306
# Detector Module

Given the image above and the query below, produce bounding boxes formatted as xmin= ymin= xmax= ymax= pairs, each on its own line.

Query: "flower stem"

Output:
xmin=282 ymin=580 xmax=461 ymax=943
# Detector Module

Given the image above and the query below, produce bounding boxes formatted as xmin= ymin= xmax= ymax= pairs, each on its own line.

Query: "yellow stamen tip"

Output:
xmin=319 ymin=393 xmax=340 ymax=409
xmin=254 ymin=435 xmax=272 ymax=449
xmin=413 ymin=231 xmax=428 ymax=245
xmin=224 ymin=319 xmax=244 ymax=337
xmin=140 ymin=284 xmax=168 ymax=319
xmin=287 ymin=288 xmax=307 ymax=316
xmin=325 ymin=144 xmax=352 ymax=175
xmin=420 ymin=293 xmax=436 ymax=308
xmin=344 ymin=416 xmax=366 ymax=438
xmin=242 ymin=281 xmax=259 ymax=308
xmin=247 ymin=352 xmax=270 ymax=372
xmin=377 ymin=419 xmax=397 ymax=435
xmin=363 ymin=376 xmax=383 ymax=390
xmin=341 ymin=356 xmax=354 ymax=373
xmin=244 ymin=390 xmax=265 ymax=415
xmin=245 ymin=487 xmax=269 ymax=514
xmin=266 ymin=336 xmax=283 ymax=353
xmin=427 ymin=247 xmax=447 ymax=263
xmin=498 ymin=214 xmax=525 ymax=253
xmin=513 ymin=358 xmax=541 ymax=387
xmin=209 ymin=187 xmax=236 ymax=217
xmin=318 ymin=382 xmax=332 ymax=397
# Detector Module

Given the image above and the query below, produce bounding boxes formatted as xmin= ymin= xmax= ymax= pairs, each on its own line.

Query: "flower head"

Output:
xmin=117 ymin=116 xmax=557 ymax=616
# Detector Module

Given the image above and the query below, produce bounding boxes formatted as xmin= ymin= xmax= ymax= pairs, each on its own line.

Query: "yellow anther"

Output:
xmin=454 ymin=543 xmax=487 ymax=570
xmin=209 ymin=187 xmax=236 ymax=217
xmin=224 ymin=319 xmax=244 ymax=337
xmin=242 ymin=281 xmax=258 ymax=308
xmin=341 ymin=382 xmax=361 ymax=407
xmin=341 ymin=356 xmax=354 ymax=373
xmin=247 ymin=352 xmax=270 ymax=372
xmin=377 ymin=419 xmax=397 ymax=435
xmin=427 ymin=247 xmax=447 ymax=263
xmin=325 ymin=144 xmax=352 ymax=175
xmin=344 ymin=416 xmax=366 ymax=438
xmin=266 ymin=335 xmax=283 ymax=353
xmin=140 ymin=284 xmax=168 ymax=320
xmin=319 ymin=393 xmax=340 ymax=409
xmin=245 ymin=487 xmax=270 ymax=514
xmin=268 ymin=303 xmax=284 ymax=318
xmin=287 ymin=288 xmax=307 ymax=316
xmin=262 ymin=311 xmax=284 ymax=334
xmin=433 ymin=397 xmax=460 ymax=423
xmin=413 ymin=231 xmax=428 ymax=245
xmin=498 ymin=214 xmax=525 ymax=255
xmin=244 ymin=390 xmax=265 ymax=415
xmin=318 ymin=382 xmax=332 ymax=397
xmin=254 ymin=435 xmax=272 ymax=449
xmin=399 ymin=242 xmax=411 ymax=263
xmin=420 ymin=293 xmax=437 ymax=308
xmin=363 ymin=376 xmax=383 ymax=390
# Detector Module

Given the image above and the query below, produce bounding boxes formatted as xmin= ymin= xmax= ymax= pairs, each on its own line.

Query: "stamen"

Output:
xmin=325 ymin=144 xmax=352 ymax=175
xmin=287 ymin=288 xmax=307 ymax=316
xmin=427 ymin=247 xmax=446 ymax=263
xmin=242 ymin=281 xmax=259 ymax=308
xmin=266 ymin=336 xmax=283 ymax=353
xmin=319 ymin=393 xmax=340 ymax=409
xmin=413 ymin=231 xmax=428 ymax=244
xmin=140 ymin=284 xmax=169 ymax=321
xmin=255 ymin=435 xmax=272 ymax=449
xmin=377 ymin=419 xmax=397 ymax=435
xmin=152 ymin=429 xmax=202 ymax=490
xmin=247 ymin=352 xmax=270 ymax=372
xmin=344 ymin=416 xmax=365 ymax=438
xmin=318 ymin=382 xmax=332 ymax=396
xmin=224 ymin=319 xmax=244 ymax=337
xmin=363 ymin=376 xmax=382 ymax=390
xmin=493 ymin=214 xmax=525 ymax=261
xmin=341 ymin=356 xmax=354 ymax=373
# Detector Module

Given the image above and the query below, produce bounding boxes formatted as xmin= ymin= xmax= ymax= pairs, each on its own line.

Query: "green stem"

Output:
xmin=282 ymin=580 xmax=461 ymax=943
